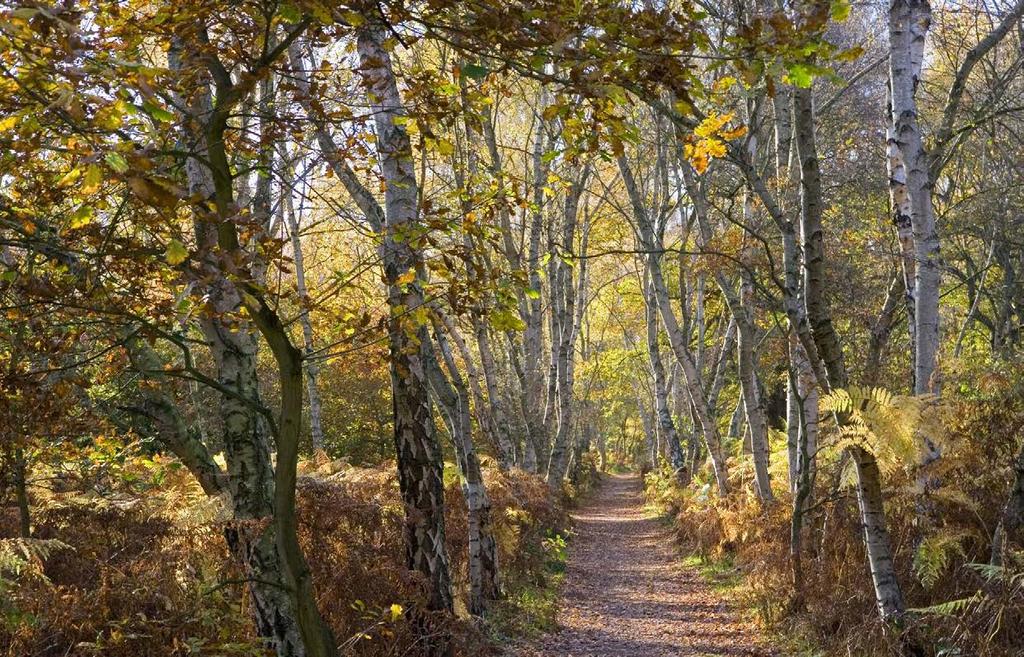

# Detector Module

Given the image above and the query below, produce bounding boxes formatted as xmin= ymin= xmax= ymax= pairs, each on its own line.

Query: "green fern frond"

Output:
xmin=914 ymin=531 xmax=969 ymax=589
xmin=911 ymin=592 xmax=981 ymax=616
xmin=965 ymin=562 xmax=1008 ymax=582
xmin=0 ymin=538 xmax=72 ymax=585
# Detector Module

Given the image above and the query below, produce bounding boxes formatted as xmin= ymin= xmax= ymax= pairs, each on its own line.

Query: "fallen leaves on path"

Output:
xmin=512 ymin=474 xmax=778 ymax=657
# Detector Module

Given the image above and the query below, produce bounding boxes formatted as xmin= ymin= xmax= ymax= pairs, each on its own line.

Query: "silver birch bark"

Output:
xmin=437 ymin=311 xmax=497 ymax=454
xmin=458 ymin=84 xmax=516 ymax=470
xmin=889 ymin=0 xmax=936 ymax=396
xmin=888 ymin=0 xmax=1024 ymax=396
xmin=171 ymin=32 xmax=337 ymax=656
xmin=355 ymin=22 xmax=454 ymax=621
xmin=545 ymin=162 xmax=590 ymax=485
xmin=681 ymin=162 xmax=772 ymax=502
xmin=425 ymin=326 xmax=501 ymax=615
xmin=521 ymin=108 xmax=553 ymax=469
xmin=644 ymin=269 xmax=688 ymax=481
xmin=794 ymin=82 xmax=905 ymax=621
xmin=472 ymin=318 xmax=515 ymax=468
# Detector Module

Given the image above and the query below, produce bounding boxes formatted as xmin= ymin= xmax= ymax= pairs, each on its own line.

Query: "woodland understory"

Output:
xmin=2 ymin=0 xmax=1024 ymax=656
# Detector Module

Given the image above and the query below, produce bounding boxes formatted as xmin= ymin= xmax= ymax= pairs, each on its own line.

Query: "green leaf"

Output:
xmin=489 ymin=309 xmax=526 ymax=332
xmin=830 ymin=0 xmax=852 ymax=22
xmin=784 ymin=63 xmax=814 ymax=89
xmin=69 ymin=206 xmax=94 ymax=229
xmin=462 ymin=63 xmax=489 ymax=80
xmin=279 ymin=3 xmax=302 ymax=22
xmin=105 ymin=152 xmax=129 ymax=173
xmin=165 ymin=239 xmax=188 ymax=266
xmin=82 ymin=165 xmax=103 ymax=194
xmin=142 ymin=100 xmax=174 ymax=123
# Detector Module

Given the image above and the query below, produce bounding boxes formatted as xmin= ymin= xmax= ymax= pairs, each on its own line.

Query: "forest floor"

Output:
xmin=510 ymin=473 xmax=778 ymax=657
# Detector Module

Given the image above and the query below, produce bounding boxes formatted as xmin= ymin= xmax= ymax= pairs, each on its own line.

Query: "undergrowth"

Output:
xmin=644 ymin=368 xmax=1024 ymax=657
xmin=0 ymin=457 xmax=593 ymax=656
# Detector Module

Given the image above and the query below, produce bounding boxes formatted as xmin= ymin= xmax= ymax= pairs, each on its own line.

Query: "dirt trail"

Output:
xmin=513 ymin=473 xmax=776 ymax=657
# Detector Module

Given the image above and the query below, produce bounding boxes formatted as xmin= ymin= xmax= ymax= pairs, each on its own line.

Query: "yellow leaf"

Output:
xmin=713 ymin=76 xmax=738 ymax=93
xmin=0 ymin=115 xmax=18 ymax=132
xmin=395 ymin=270 xmax=416 ymax=286
xmin=389 ymin=603 xmax=403 ymax=621
xmin=694 ymin=112 xmax=733 ymax=139
xmin=435 ymin=138 xmax=455 ymax=156
xmin=81 ymin=165 xmax=103 ymax=194
xmin=57 ymin=167 xmax=82 ymax=187
xmin=719 ymin=125 xmax=748 ymax=141
xmin=684 ymin=143 xmax=710 ymax=174
xmin=703 ymin=138 xmax=726 ymax=158
xmin=69 ymin=205 xmax=94 ymax=228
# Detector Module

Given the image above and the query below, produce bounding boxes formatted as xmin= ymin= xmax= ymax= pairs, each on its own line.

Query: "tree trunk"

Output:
xmin=865 ymin=274 xmax=904 ymax=385
xmin=635 ymin=387 xmax=658 ymax=472
xmin=794 ymin=82 xmax=905 ymax=622
xmin=356 ymin=22 xmax=454 ymax=624
xmin=126 ymin=335 xmax=227 ymax=496
xmin=473 ymin=318 xmax=515 ymax=468
xmin=644 ymin=269 xmax=688 ymax=483
xmin=282 ymin=157 xmax=326 ymax=453
xmin=546 ymin=166 xmax=589 ymax=486
xmin=426 ymin=326 xmax=501 ymax=614
xmin=683 ymin=161 xmax=772 ymax=502
xmin=889 ymin=0 xmax=941 ymax=398
xmin=794 ymin=87 xmax=848 ymax=388
xmin=521 ymin=107 xmax=552 ymax=470
xmin=13 ymin=449 xmax=30 ymax=538
xmin=171 ymin=34 xmax=337 ymax=656
xmin=851 ymin=447 xmax=905 ymax=620
xmin=617 ymin=154 xmax=729 ymax=494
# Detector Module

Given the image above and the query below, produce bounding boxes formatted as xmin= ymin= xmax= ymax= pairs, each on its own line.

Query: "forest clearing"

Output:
xmin=3 ymin=0 xmax=1024 ymax=655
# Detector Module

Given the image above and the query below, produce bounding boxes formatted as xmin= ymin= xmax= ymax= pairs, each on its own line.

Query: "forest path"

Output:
xmin=512 ymin=473 xmax=776 ymax=657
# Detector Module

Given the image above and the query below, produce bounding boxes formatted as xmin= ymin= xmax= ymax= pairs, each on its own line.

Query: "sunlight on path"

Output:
xmin=512 ymin=474 xmax=777 ymax=657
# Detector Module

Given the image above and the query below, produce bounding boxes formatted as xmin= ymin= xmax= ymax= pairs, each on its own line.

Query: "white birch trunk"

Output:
xmin=356 ymin=22 xmax=454 ymax=621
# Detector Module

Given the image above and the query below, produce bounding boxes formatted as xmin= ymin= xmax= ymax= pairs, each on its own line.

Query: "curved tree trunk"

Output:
xmin=171 ymin=33 xmax=337 ymax=656
xmin=617 ymin=154 xmax=729 ymax=494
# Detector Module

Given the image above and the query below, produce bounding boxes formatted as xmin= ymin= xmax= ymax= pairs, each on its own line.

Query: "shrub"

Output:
xmin=0 ymin=460 xmax=568 ymax=657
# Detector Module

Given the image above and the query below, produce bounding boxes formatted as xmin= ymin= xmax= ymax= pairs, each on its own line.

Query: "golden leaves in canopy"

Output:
xmin=683 ymin=112 xmax=748 ymax=174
